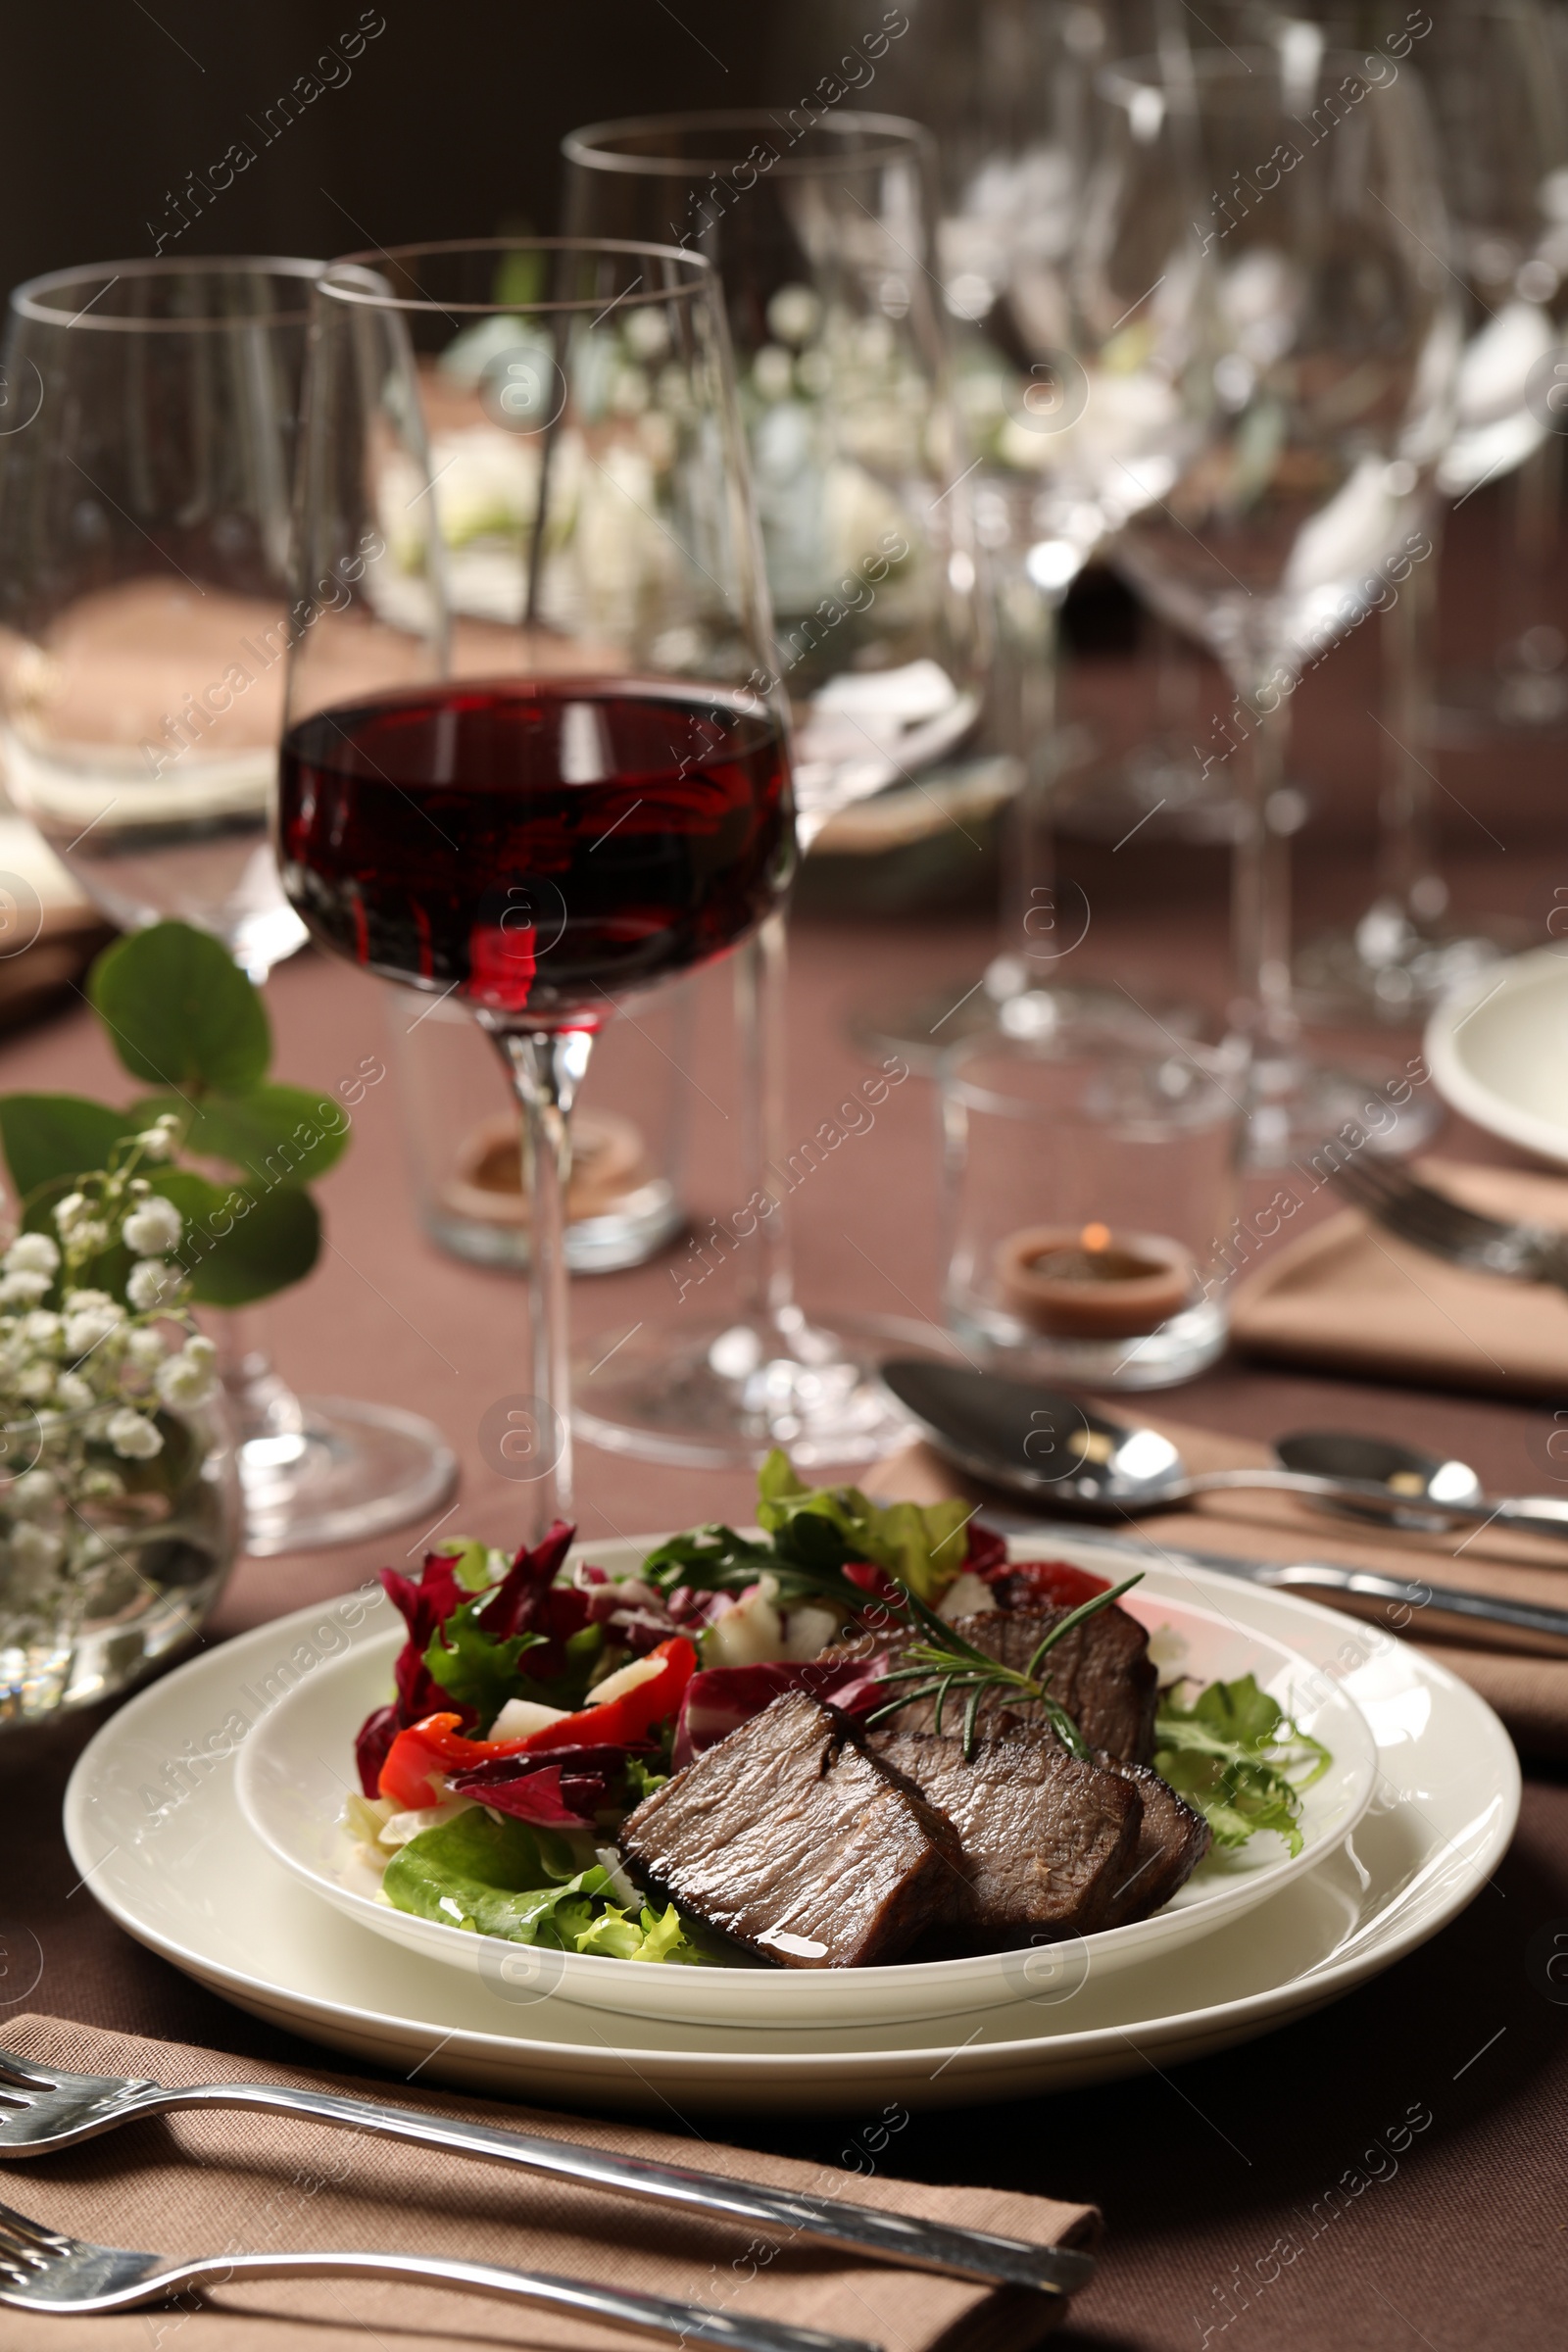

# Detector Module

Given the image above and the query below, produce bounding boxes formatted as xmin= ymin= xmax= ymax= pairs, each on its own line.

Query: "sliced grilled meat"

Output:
xmin=618 ymin=1690 xmax=964 ymax=1968
xmin=872 ymin=1607 xmax=1158 ymax=1764
xmin=872 ymin=1730 xmax=1142 ymax=1941
xmin=1097 ymin=1756 xmax=1212 ymax=1925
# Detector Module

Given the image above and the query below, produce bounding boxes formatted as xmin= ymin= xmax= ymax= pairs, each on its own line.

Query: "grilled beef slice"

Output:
xmin=618 ymin=1690 xmax=964 ymax=1967
xmin=1097 ymin=1756 xmax=1212 ymax=1925
xmin=877 ymin=1607 xmax=1158 ymax=1763
xmin=872 ymin=1731 xmax=1142 ymax=1940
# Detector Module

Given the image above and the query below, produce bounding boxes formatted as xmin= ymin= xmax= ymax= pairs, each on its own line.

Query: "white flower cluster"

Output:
xmin=0 ymin=1110 xmax=220 ymax=1628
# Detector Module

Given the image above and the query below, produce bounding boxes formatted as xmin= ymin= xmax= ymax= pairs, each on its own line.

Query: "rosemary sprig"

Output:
xmin=864 ymin=1573 xmax=1146 ymax=1760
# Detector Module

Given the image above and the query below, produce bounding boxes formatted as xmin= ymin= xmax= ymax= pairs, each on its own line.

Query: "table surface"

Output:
xmin=8 ymin=665 xmax=1568 ymax=2352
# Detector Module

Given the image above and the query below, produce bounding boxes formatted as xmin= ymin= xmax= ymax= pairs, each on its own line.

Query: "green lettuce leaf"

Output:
xmin=754 ymin=1449 xmax=972 ymax=1604
xmin=382 ymin=1809 xmax=602 ymax=1943
xmin=1152 ymin=1674 xmax=1331 ymax=1859
xmin=383 ymin=1806 xmax=719 ymax=1964
xmin=422 ymin=1603 xmax=549 ymax=1726
xmin=574 ymin=1900 xmax=708 ymax=1964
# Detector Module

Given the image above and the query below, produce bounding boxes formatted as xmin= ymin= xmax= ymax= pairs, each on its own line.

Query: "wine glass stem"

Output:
xmin=493 ymin=1026 xmax=593 ymax=1534
xmin=733 ymin=908 xmax=795 ymax=1327
xmin=1375 ymin=531 xmax=1445 ymax=924
xmin=996 ymin=571 xmax=1063 ymax=976
xmin=1230 ymin=679 xmax=1298 ymax=1059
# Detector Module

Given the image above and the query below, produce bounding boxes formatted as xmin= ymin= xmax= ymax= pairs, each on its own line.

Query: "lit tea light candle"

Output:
xmin=996 ymin=1222 xmax=1197 ymax=1340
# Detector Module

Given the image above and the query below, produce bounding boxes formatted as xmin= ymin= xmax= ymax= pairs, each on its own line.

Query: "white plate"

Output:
xmin=63 ymin=1538 xmax=1516 ymax=2112
xmin=233 ymin=1548 xmax=1376 ymax=2030
xmin=1425 ymin=946 xmax=1568 ymax=1165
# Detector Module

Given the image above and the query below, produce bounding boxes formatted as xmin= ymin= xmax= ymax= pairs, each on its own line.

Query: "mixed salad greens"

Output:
xmin=342 ymin=1452 xmax=1334 ymax=1963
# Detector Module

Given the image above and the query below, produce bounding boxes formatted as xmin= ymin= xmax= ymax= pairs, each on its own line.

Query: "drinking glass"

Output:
xmin=562 ymin=111 xmax=985 ymax=1465
xmin=278 ymin=238 xmax=794 ymax=1532
xmin=1101 ymin=48 xmax=1460 ymax=1163
xmin=941 ymin=1017 xmax=1240 ymax=1389
xmin=0 ymin=257 xmax=456 ymax=1555
xmin=1297 ymin=0 xmax=1568 ymax=1021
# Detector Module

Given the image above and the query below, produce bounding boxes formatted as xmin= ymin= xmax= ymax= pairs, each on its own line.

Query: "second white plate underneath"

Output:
xmin=62 ymin=1536 xmax=1516 ymax=2112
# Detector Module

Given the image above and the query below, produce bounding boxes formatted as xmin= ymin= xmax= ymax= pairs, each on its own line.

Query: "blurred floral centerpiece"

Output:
xmin=0 ymin=1121 xmax=234 ymax=1720
xmin=0 ymin=919 xmax=353 ymax=1721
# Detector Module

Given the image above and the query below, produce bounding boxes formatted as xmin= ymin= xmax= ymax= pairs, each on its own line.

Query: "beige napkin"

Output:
xmin=873 ymin=1409 xmax=1568 ymax=1758
xmin=1232 ymin=1158 xmax=1568 ymax=1396
xmin=0 ymin=2015 xmax=1096 ymax=2351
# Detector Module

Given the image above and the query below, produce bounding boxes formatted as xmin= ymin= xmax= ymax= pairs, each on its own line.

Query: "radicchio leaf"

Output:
xmin=672 ymin=1657 xmax=890 ymax=1767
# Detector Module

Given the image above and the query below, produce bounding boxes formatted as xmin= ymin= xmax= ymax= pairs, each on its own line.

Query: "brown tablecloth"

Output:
xmin=8 ymin=899 xmax=1568 ymax=2352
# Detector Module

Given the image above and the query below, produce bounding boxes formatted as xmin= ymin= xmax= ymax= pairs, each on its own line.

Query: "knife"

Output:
xmin=980 ymin=1516 xmax=1568 ymax=1658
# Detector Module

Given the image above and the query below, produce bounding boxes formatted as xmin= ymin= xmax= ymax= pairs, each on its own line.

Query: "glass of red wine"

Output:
xmin=277 ymin=240 xmax=795 ymax=1530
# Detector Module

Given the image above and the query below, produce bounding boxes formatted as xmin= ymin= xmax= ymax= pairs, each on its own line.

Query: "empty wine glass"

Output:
xmin=1101 ymin=46 xmax=1460 ymax=1162
xmin=562 ymin=112 xmax=985 ymax=1465
xmin=1297 ymin=0 xmax=1568 ymax=1021
xmin=823 ymin=0 xmax=1216 ymax=1057
xmin=0 ymin=257 xmax=458 ymax=1554
xmin=279 ymin=239 xmax=794 ymax=1532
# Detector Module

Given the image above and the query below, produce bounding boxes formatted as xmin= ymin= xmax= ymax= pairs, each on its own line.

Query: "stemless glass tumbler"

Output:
xmin=941 ymin=1017 xmax=1240 ymax=1390
xmin=277 ymin=240 xmax=795 ymax=1532
xmin=0 ymin=257 xmax=456 ymax=1555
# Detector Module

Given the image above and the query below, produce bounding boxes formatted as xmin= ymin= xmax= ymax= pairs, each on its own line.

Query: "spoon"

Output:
xmin=882 ymin=1359 xmax=1568 ymax=1545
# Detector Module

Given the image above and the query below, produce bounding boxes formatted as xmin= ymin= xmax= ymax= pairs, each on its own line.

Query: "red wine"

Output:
xmin=277 ymin=678 xmax=793 ymax=1023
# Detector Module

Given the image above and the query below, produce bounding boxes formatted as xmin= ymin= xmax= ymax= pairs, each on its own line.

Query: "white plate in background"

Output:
xmin=1425 ymin=946 xmax=1568 ymax=1165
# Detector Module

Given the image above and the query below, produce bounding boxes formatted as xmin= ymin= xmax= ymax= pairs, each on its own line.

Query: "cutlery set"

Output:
xmin=0 ymin=2043 xmax=1090 ymax=2338
xmin=882 ymin=1359 xmax=1568 ymax=1657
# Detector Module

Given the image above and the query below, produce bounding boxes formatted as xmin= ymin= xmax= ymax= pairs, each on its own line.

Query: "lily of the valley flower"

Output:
xmin=122 ymin=1198 xmax=182 ymax=1256
xmin=105 ymin=1407 xmax=163 ymax=1460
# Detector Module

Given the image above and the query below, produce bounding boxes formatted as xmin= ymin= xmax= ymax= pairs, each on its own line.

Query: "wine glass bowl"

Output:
xmin=280 ymin=239 xmax=795 ymax=1522
xmin=1099 ymin=48 xmax=1459 ymax=1160
xmin=564 ymin=111 xmax=984 ymax=840
xmin=0 ymin=258 xmax=318 ymax=982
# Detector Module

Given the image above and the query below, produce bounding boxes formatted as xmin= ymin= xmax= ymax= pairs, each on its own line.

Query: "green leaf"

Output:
xmin=132 ymin=1085 xmax=349 ymax=1183
xmin=382 ymin=1809 xmax=607 ymax=1944
xmin=1153 ymin=1675 xmax=1331 ymax=1859
xmin=88 ymin=921 xmax=271 ymax=1093
xmin=430 ymin=1538 xmax=497 ymax=1592
xmin=154 ymin=1170 xmax=320 ymax=1306
xmin=424 ymin=1602 xmax=550 ymax=1726
xmin=0 ymin=1096 xmax=139 ymax=1204
xmin=755 ymin=1450 xmax=973 ymax=1604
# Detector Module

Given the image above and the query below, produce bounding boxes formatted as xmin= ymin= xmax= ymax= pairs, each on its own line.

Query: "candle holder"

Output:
xmin=386 ymin=982 xmax=689 ymax=1276
xmin=940 ymin=1021 xmax=1240 ymax=1389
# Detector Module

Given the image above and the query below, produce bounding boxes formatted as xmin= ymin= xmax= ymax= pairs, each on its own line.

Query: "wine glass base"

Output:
xmin=571 ymin=1311 xmax=958 ymax=1470
xmin=1242 ymin=1053 xmax=1443 ymax=1172
xmin=239 ymin=1396 xmax=459 ymax=1557
xmin=1294 ymin=918 xmax=1530 ymax=1027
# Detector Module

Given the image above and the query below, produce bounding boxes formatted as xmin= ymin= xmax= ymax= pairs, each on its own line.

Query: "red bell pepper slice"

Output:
xmin=508 ymin=1636 xmax=697 ymax=1753
xmin=376 ymin=1637 xmax=698 ymax=1807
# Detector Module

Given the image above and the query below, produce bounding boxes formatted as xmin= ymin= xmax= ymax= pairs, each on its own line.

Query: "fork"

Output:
xmin=1330 ymin=1155 xmax=1568 ymax=1293
xmin=0 ymin=2047 xmax=1093 ymax=2299
xmin=0 ymin=2192 xmax=877 ymax=2345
